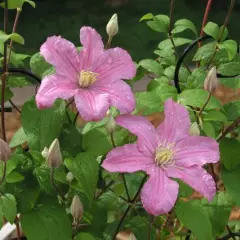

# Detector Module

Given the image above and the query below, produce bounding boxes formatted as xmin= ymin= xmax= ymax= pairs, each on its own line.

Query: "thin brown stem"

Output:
xmin=226 ymin=225 xmax=237 ymax=240
xmin=7 ymin=8 xmax=21 ymax=64
xmin=122 ymin=174 xmax=130 ymax=201
xmin=73 ymin=112 xmax=79 ymax=125
xmin=110 ymin=132 xmax=116 ymax=148
xmin=9 ymin=99 xmax=21 ymax=113
xmin=209 ymin=163 xmax=218 ymax=190
xmin=15 ymin=217 xmax=21 ymax=240
xmin=207 ymin=0 xmax=236 ymax=67
xmin=148 ymin=215 xmax=153 ymax=240
xmin=198 ymin=92 xmax=211 ymax=117
xmin=112 ymin=175 xmax=147 ymax=239
xmin=50 ymin=168 xmax=66 ymax=201
xmin=105 ymin=35 xmax=112 ymax=49
xmin=217 ymin=117 xmax=240 ymax=142
xmin=0 ymin=161 xmax=7 ymax=186
xmin=1 ymin=0 xmax=9 ymax=142
xmin=169 ymin=0 xmax=174 ymax=33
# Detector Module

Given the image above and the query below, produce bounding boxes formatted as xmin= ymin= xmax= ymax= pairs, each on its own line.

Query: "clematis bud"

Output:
xmin=0 ymin=139 xmax=11 ymax=162
xmin=106 ymin=13 xmax=118 ymax=37
xmin=189 ymin=122 xmax=200 ymax=136
xmin=66 ymin=172 xmax=74 ymax=183
xmin=71 ymin=195 xmax=84 ymax=222
xmin=204 ymin=66 xmax=219 ymax=93
xmin=41 ymin=147 xmax=49 ymax=158
xmin=128 ymin=233 xmax=137 ymax=240
xmin=47 ymin=139 xmax=62 ymax=168
xmin=105 ymin=113 xmax=116 ymax=134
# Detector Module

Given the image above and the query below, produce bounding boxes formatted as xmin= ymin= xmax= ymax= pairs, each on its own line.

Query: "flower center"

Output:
xmin=155 ymin=144 xmax=175 ymax=167
xmin=79 ymin=70 xmax=98 ymax=88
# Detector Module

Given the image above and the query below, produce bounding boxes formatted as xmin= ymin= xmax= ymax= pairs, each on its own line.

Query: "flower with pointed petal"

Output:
xmin=36 ymin=27 xmax=136 ymax=121
xmin=102 ymin=99 xmax=219 ymax=216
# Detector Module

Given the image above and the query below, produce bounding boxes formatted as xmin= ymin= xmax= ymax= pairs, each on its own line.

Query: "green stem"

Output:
xmin=198 ymin=92 xmax=211 ymax=117
xmin=0 ymin=161 xmax=7 ymax=186
xmin=50 ymin=168 xmax=66 ymax=201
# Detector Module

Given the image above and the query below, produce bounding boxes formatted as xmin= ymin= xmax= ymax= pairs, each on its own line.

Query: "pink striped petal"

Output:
xmin=40 ymin=36 xmax=80 ymax=81
xmin=92 ymin=47 xmax=136 ymax=83
xmin=79 ymin=27 xmax=104 ymax=70
xmin=36 ymin=74 xmax=77 ymax=109
xmin=157 ymin=99 xmax=190 ymax=144
xmin=74 ymin=89 xmax=110 ymax=121
xmin=166 ymin=165 xmax=216 ymax=201
xmin=116 ymin=115 xmax=157 ymax=157
xmin=174 ymin=136 xmax=219 ymax=167
xmin=141 ymin=167 xmax=179 ymax=216
xmin=102 ymin=144 xmax=154 ymax=173
xmin=92 ymin=80 xmax=135 ymax=114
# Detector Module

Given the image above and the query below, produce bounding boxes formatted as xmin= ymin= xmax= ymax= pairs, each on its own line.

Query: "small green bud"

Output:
xmin=204 ymin=66 xmax=219 ymax=93
xmin=47 ymin=139 xmax=62 ymax=168
xmin=71 ymin=195 xmax=84 ymax=222
xmin=106 ymin=13 xmax=118 ymax=37
xmin=189 ymin=122 xmax=200 ymax=136
xmin=66 ymin=172 xmax=74 ymax=183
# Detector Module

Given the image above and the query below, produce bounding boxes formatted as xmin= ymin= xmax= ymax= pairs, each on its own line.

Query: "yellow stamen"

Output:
xmin=79 ymin=70 xmax=98 ymax=88
xmin=155 ymin=147 xmax=174 ymax=166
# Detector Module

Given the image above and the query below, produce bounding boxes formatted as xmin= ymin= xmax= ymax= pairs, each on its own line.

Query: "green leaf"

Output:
xmin=154 ymin=49 xmax=176 ymax=66
xmin=218 ymin=40 xmax=238 ymax=60
xmin=9 ymin=127 xmax=27 ymax=148
xmin=147 ymin=76 xmax=169 ymax=91
xmin=217 ymin=62 xmax=240 ymax=76
xmin=0 ymin=0 xmax=35 ymax=9
xmin=223 ymin=101 xmax=240 ymax=120
xmin=221 ymin=165 xmax=240 ymax=206
xmin=158 ymin=38 xmax=192 ymax=50
xmin=178 ymin=89 xmax=221 ymax=110
xmin=219 ymin=26 xmax=228 ymax=42
xmin=75 ymin=232 xmax=96 ymax=240
xmin=203 ymin=110 xmax=228 ymax=122
xmin=193 ymin=42 xmax=216 ymax=61
xmin=220 ymin=138 xmax=240 ymax=170
xmin=0 ymin=194 xmax=17 ymax=223
xmin=18 ymin=188 xmax=40 ymax=213
xmin=172 ymin=19 xmax=197 ymax=35
xmin=21 ymin=197 xmax=72 ymax=240
xmin=146 ymin=14 xmax=169 ymax=33
xmin=202 ymin=121 xmax=215 ymax=138
xmin=220 ymin=77 xmax=240 ymax=90
xmin=0 ymin=86 xmax=13 ymax=102
xmin=0 ymin=30 xmax=24 ymax=44
xmin=21 ymin=98 xmax=65 ymax=151
xmin=59 ymin=123 xmax=82 ymax=157
xmin=7 ymin=76 xmax=31 ymax=88
xmin=176 ymin=200 xmax=213 ymax=240
xmin=202 ymin=192 xmax=231 ymax=237
xmin=135 ymin=83 xmax=177 ymax=115
xmin=139 ymin=59 xmax=164 ymax=76
xmin=82 ymin=128 xmax=112 ymax=156
xmin=186 ymin=67 xmax=207 ymax=89
xmin=139 ymin=13 xmax=153 ymax=22
xmin=203 ymin=22 xmax=220 ymax=40
xmin=65 ymin=152 xmax=99 ymax=202
xmin=6 ymin=171 xmax=24 ymax=183
xmin=30 ymin=52 xmax=52 ymax=77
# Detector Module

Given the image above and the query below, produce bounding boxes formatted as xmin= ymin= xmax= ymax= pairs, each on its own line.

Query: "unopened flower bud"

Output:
xmin=71 ymin=195 xmax=84 ymax=221
xmin=47 ymin=139 xmax=62 ymax=168
xmin=41 ymin=147 xmax=49 ymax=158
xmin=204 ymin=66 xmax=219 ymax=93
xmin=128 ymin=233 xmax=137 ymax=240
xmin=106 ymin=113 xmax=116 ymax=133
xmin=0 ymin=139 xmax=11 ymax=162
xmin=66 ymin=172 xmax=74 ymax=183
xmin=106 ymin=13 xmax=118 ymax=37
xmin=189 ymin=122 xmax=200 ymax=136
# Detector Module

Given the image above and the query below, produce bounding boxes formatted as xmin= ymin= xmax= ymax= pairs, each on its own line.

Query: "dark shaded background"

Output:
xmin=1 ymin=0 xmax=240 ymax=60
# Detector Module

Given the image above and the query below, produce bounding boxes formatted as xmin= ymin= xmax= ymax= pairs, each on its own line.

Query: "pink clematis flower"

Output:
xmin=102 ymin=99 xmax=219 ymax=216
xmin=36 ymin=27 xmax=136 ymax=121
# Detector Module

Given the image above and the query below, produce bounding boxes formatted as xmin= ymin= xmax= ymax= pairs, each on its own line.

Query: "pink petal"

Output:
xmin=40 ymin=36 xmax=80 ymax=81
xmin=116 ymin=115 xmax=157 ymax=157
xmin=79 ymin=27 xmax=104 ymax=70
xmin=157 ymin=99 xmax=190 ymax=144
xmin=36 ymin=74 xmax=77 ymax=109
xmin=74 ymin=89 xmax=110 ymax=121
xmin=102 ymin=144 xmax=154 ymax=173
xmin=141 ymin=167 xmax=179 ymax=216
xmin=174 ymin=136 xmax=219 ymax=167
xmin=92 ymin=80 xmax=135 ymax=114
xmin=92 ymin=47 xmax=136 ymax=83
xmin=166 ymin=165 xmax=216 ymax=201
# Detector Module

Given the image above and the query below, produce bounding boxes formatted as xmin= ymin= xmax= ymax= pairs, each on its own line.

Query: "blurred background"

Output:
xmin=1 ymin=0 xmax=240 ymax=61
